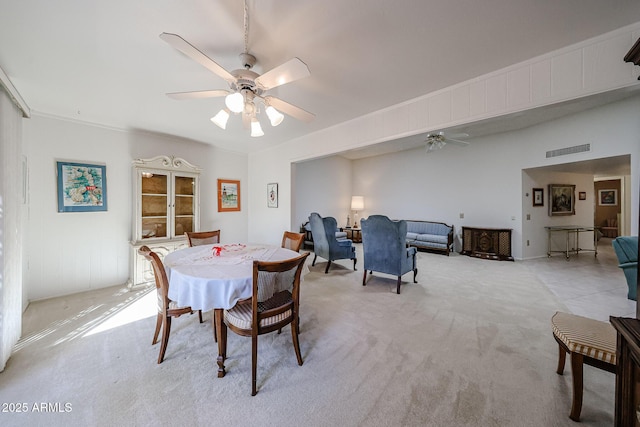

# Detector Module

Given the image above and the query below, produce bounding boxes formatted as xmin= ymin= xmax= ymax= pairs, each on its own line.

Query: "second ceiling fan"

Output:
xmin=160 ymin=0 xmax=314 ymax=137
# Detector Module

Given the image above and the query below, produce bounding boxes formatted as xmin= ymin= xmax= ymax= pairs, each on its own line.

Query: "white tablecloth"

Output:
xmin=164 ymin=243 xmax=303 ymax=311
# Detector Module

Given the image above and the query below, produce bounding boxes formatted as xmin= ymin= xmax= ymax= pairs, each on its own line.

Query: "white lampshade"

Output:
xmin=210 ymin=109 xmax=230 ymax=129
xmin=250 ymin=118 xmax=264 ymax=137
xmin=351 ymin=196 xmax=364 ymax=210
xmin=225 ymin=92 xmax=245 ymax=113
xmin=265 ymin=105 xmax=284 ymax=127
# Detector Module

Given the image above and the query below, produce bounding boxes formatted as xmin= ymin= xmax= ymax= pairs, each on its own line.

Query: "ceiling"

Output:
xmin=1 ymin=0 xmax=640 ymax=155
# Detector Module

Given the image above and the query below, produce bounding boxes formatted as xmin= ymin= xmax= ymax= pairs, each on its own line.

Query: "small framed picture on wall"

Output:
xmin=267 ymin=183 xmax=278 ymax=208
xmin=532 ymin=188 xmax=544 ymax=207
xmin=579 ymin=191 xmax=586 ymax=200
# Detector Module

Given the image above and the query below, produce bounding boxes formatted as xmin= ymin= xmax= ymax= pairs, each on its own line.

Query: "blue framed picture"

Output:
xmin=57 ymin=161 xmax=107 ymax=212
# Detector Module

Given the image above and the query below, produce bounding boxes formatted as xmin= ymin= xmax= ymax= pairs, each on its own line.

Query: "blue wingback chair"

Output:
xmin=360 ymin=215 xmax=418 ymax=294
xmin=308 ymin=212 xmax=357 ymax=273
xmin=612 ymin=236 xmax=638 ymax=301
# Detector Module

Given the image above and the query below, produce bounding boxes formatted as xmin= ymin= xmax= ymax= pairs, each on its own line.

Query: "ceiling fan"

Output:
xmin=425 ymin=132 xmax=470 ymax=152
xmin=160 ymin=0 xmax=314 ymax=137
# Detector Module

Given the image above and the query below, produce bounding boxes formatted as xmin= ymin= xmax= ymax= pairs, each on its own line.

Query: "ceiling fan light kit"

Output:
xmin=161 ymin=0 xmax=314 ymax=137
xmin=425 ymin=131 xmax=470 ymax=153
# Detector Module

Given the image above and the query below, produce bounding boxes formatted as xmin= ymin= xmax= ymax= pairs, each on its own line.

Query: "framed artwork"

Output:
xmin=548 ymin=184 xmax=575 ymax=216
xmin=532 ymin=188 xmax=544 ymax=206
xmin=598 ymin=189 xmax=617 ymax=206
xmin=217 ymin=179 xmax=240 ymax=212
xmin=267 ymin=183 xmax=278 ymax=208
xmin=56 ymin=161 xmax=107 ymax=212
xmin=579 ymin=191 xmax=586 ymax=200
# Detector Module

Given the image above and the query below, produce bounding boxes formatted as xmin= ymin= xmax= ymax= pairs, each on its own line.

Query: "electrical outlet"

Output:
xmin=511 ymin=216 xmax=516 ymax=220
xmin=526 ymin=214 xmax=531 ymax=220
xmin=527 ymin=240 xmax=530 ymax=246
xmin=459 ymin=213 xmax=464 ymax=219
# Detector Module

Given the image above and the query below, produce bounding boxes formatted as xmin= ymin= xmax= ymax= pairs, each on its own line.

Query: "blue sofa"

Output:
xmin=405 ymin=220 xmax=454 ymax=255
xmin=612 ymin=236 xmax=638 ymax=301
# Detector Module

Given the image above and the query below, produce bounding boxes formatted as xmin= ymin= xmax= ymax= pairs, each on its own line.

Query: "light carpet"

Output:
xmin=0 ymin=248 xmax=620 ymax=426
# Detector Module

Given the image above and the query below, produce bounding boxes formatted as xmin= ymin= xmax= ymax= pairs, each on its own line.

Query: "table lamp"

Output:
xmin=351 ymin=196 xmax=364 ymax=228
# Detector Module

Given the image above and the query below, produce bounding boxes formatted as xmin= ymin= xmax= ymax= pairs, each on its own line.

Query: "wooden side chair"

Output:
xmin=185 ymin=230 xmax=221 ymax=247
xmin=139 ymin=245 xmax=203 ymax=364
xmin=221 ymin=252 xmax=310 ymax=396
xmin=551 ymin=311 xmax=617 ymax=421
xmin=281 ymin=231 xmax=305 ymax=252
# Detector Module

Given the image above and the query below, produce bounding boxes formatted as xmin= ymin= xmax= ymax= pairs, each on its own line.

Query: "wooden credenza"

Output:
xmin=611 ymin=316 xmax=640 ymax=426
xmin=461 ymin=226 xmax=514 ymax=261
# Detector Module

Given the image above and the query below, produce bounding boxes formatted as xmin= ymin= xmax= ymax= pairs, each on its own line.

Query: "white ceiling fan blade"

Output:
xmin=255 ymin=58 xmax=310 ymax=90
xmin=446 ymin=138 xmax=470 ymax=146
xmin=160 ymin=33 xmax=235 ymax=84
xmin=167 ymin=89 xmax=230 ymax=100
xmin=263 ymin=96 xmax=315 ymax=123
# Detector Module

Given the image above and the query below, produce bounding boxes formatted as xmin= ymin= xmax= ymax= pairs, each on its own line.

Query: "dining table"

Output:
xmin=163 ymin=242 xmax=303 ymax=377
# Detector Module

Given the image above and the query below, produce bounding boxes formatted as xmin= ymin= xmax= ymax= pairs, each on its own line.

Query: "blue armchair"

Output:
xmin=360 ymin=215 xmax=417 ymax=294
xmin=612 ymin=236 xmax=638 ymax=301
xmin=308 ymin=212 xmax=357 ymax=273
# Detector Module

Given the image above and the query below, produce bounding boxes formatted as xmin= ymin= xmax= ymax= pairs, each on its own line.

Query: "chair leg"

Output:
xmin=212 ymin=315 xmax=217 ymax=343
xmin=569 ymin=352 xmax=584 ymax=422
xmin=291 ymin=317 xmax=303 ymax=366
xmin=353 ymin=258 xmax=357 ymax=271
xmin=158 ymin=315 xmax=172 ymax=364
xmin=556 ymin=343 xmax=566 ymax=375
xmin=251 ymin=333 xmax=258 ymax=396
xmin=325 ymin=261 xmax=331 ymax=274
xmin=396 ymin=277 xmax=401 ymax=294
xmin=312 ymin=254 xmax=317 ymax=266
xmin=152 ymin=312 xmax=162 ymax=345
xmin=413 ymin=268 xmax=418 ymax=283
xmin=362 ymin=270 xmax=368 ymax=286
xmin=198 ymin=310 xmax=203 ymax=323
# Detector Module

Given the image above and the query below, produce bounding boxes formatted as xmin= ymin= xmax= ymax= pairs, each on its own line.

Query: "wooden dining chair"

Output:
xmin=221 ymin=252 xmax=309 ymax=396
xmin=138 ymin=245 xmax=203 ymax=364
xmin=185 ymin=230 xmax=221 ymax=247
xmin=281 ymin=231 xmax=305 ymax=252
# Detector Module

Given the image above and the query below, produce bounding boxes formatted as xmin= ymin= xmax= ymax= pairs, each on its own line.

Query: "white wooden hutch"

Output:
xmin=128 ymin=155 xmax=201 ymax=288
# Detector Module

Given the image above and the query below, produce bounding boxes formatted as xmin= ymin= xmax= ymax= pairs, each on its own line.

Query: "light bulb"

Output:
xmin=210 ymin=109 xmax=230 ymax=129
xmin=266 ymin=106 xmax=284 ymax=126
xmin=225 ymin=92 xmax=244 ymax=113
xmin=250 ymin=118 xmax=264 ymax=137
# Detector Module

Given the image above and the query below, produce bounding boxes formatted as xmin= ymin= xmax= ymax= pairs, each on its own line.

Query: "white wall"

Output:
xmin=0 ymin=89 xmax=24 ymax=370
xmin=23 ymin=114 xmax=248 ymax=301
xmin=293 ymin=156 xmax=352 ymax=229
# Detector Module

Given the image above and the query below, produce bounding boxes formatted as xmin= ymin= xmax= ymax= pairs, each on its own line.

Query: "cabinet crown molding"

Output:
xmin=133 ymin=155 xmax=201 ymax=172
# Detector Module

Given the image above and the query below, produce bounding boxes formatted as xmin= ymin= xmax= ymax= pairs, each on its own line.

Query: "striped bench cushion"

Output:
xmin=551 ymin=311 xmax=617 ymax=365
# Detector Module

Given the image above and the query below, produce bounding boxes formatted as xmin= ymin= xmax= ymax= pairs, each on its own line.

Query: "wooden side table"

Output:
xmin=344 ymin=227 xmax=362 ymax=243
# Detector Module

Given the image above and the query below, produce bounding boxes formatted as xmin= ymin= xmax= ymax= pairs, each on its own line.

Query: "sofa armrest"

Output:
xmin=406 ymin=246 xmax=417 ymax=257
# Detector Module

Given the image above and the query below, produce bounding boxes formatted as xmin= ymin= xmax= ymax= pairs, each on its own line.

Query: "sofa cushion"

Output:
xmin=415 ymin=234 xmax=449 ymax=244
xmin=406 ymin=232 xmax=419 ymax=240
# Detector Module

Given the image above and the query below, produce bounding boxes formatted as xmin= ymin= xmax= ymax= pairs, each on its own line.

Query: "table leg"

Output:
xmin=565 ymin=230 xmax=570 ymax=260
xmin=594 ymin=230 xmax=598 ymax=257
xmin=214 ymin=308 xmax=226 ymax=378
xmin=547 ymin=230 xmax=551 ymax=257
xmin=576 ymin=230 xmax=580 ymax=256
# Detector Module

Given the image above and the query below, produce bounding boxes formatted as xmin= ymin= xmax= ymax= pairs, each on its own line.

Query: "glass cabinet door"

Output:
xmin=173 ymin=174 xmax=196 ymax=237
xmin=140 ymin=172 xmax=169 ymax=239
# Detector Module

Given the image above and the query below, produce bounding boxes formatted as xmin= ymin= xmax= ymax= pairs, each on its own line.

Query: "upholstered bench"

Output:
xmin=551 ymin=311 xmax=617 ymax=422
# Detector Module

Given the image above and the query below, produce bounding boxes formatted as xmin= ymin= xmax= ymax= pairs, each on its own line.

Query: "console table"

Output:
xmin=544 ymin=225 xmax=599 ymax=260
xmin=461 ymin=226 xmax=513 ymax=261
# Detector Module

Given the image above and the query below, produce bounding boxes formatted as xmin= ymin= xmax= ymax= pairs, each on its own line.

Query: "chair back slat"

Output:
xmin=185 ymin=230 xmax=221 ymax=247
xmin=281 ymin=231 xmax=305 ymax=252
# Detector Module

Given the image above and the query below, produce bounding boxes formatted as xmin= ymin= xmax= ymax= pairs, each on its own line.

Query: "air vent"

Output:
xmin=546 ymin=144 xmax=591 ymax=158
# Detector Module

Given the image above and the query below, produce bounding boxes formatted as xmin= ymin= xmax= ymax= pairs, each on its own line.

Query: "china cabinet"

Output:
xmin=128 ymin=155 xmax=201 ymax=288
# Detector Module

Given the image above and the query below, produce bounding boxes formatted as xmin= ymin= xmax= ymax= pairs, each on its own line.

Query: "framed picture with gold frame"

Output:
xmin=217 ymin=179 xmax=240 ymax=212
